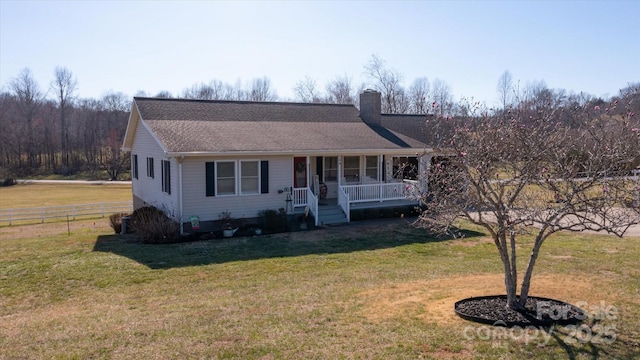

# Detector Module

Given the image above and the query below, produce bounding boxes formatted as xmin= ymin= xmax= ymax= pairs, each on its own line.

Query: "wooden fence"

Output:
xmin=0 ymin=201 xmax=133 ymax=226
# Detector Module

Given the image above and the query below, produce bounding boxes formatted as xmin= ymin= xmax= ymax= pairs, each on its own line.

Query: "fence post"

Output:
xmin=9 ymin=210 xmax=12 ymax=226
xmin=41 ymin=208 xmax=45 ymax=223
xmin=73 ymin=205 xmax=76 ymax=221
xmin=102 ymin=203 xmax=105 ymax=218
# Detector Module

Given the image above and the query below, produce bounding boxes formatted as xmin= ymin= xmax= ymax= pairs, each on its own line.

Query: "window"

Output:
xmin=216 ymin=161 xmax=236 ymax=196
xmin=132 ymin=154 xmax=139 ymax=180
xmin=161 ymin=160 xmax=171 ymax=194
xmin=343 ymin=156 xmax=360 ymax=182
xmin=240 ymin=160 xmax=259 ymax=194
xmin=206 ymin=160 xmax=269 ymax=197
xmin=324 ymin=157 xmax=338 ymax=182
xmin=393 ymin=156 xmax=418 ymax=180
xmin=146 ymin=157 xmax=154 ymax=178
xmin=365 ymin=156 xmax=378 ymax=180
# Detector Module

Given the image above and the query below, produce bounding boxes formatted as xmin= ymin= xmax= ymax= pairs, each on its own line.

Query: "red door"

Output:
xmin=294 ymin=157 xmax=307 ymax=188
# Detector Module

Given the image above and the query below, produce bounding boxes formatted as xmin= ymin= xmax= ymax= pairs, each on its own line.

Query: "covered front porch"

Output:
xmin=288 ymin=153 xmax=429 ymax=225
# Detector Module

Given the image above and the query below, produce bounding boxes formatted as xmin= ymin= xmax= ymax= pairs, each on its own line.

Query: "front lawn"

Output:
xmin=0 ymin=219 xmax=638 ymax=359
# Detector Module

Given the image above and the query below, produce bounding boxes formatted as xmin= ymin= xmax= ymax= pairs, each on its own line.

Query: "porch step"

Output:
xmin=317 ymin=205 xmax=348 ymax=226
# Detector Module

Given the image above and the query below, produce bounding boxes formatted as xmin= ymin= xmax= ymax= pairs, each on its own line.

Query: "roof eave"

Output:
xmin=166 ymin=148 xmax=433 ymax=158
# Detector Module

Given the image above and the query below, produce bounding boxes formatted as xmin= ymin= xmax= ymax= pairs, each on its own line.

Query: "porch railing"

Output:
xmin=307 ymin=187 xmax=319 ymax=226
xmin=341 ymin=182 xmax=407 ymax=203
xmin=338 ymin=186 xmax=350 ymax=222
xmin=293 ymin=187 xmax=318 ymax=226
xmin=402 ymin=179 xmax=422 ymax=200
xmin=292 ymin=187 xmax=307 ymax=208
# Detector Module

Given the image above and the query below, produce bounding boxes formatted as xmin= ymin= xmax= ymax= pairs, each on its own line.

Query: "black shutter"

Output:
xmin=206 ymin=162 xmax=215 ymax=196
xmin=260 ymin=161 xmax=269 ymax=194
xmin=133 ymin=154 xmax=138 ymax=179
xmin=381 ymin=155 xmax=386 ymax=182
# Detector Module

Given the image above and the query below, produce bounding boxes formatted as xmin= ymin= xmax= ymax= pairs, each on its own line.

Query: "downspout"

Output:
xmin=178 ymin=155 xmax=184 ymax=235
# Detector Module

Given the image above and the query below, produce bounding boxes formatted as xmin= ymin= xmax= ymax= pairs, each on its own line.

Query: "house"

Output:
xmin=122 ymin=90 xmax=434 ymax=233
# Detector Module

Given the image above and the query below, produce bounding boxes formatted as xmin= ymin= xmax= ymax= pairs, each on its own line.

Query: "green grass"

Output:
xmin=0 ymin=218 xmax=638 ymax=359
xmin=0 ymin=183 xmax=132 ymax=208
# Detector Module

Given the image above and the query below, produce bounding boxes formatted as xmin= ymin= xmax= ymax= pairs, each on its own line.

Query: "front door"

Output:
xmin=294 ymin=157 xmax=307 ymax=188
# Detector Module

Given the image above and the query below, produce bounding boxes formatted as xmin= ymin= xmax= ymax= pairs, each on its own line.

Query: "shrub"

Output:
xmin=130 ymin=206 xmax=180 ymax=244
xmin=108 ymin=212 xmax=129 ymax=234
xmin=259 ymin=208 xmax=290 ymax=234
xmin=1 ymin=178 xmax=15 ymax=187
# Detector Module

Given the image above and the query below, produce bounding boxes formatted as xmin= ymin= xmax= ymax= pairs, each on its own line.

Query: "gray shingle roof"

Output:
xmin=134 ymin=97 xmax=427 ymax=153
xmin=381 ymin=114 xmax=434 ymax=146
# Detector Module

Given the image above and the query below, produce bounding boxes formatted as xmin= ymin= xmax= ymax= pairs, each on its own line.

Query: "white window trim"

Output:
xmin=215 ymin=160 xmax=237 ymax=196
xmin=324 ymin=156 xmax=338 ymax=183
xmin=365 ymin=155 xmax=378 ymax=181
xmin=343 ymin=155 xmax=360 ymax=183
xmin=239 ymin=160 xmax=260 ymax=196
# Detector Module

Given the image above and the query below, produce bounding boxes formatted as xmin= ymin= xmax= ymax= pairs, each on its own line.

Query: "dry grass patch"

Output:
xmin=359 ymin=273 xmax=615 ymax=326
xmin=0 ymin=183 xmax=131 ymax=208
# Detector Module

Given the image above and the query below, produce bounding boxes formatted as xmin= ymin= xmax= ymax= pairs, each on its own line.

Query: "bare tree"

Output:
xmin=10 ymin=68 xmax=44 ymax=170
xmin=408 ymin=77 xmax=430 ymax=114
xmin=364 ymin=55 xmax=405 ymax=113
xmin=430 ymin=78 xmax=454 ymax=117
xmin=496 ymin=70 xmax=514 ymax=110
xmin=417 ymin=97 xmax=640 ymax=312
xmin=51 ymin=66 xmax=77 ymax=169
xmin=182 ymin=80 xmax=231 ymax=100
xmin=155 ymin=90 xmax=173 ymax=98
xmin=247 ymin=77 xmax=277 ymax=102
xmin=294 ymin=76 xmax=322 ymax=103
xmin=326 ymin=75 xmax=357 ymax=104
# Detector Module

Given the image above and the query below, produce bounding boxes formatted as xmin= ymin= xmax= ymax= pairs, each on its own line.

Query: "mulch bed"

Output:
xmin=455 ymin=295 xmax=585 ymax=327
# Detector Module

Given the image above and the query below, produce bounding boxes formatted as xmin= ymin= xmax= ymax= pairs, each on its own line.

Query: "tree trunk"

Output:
xmin=495 ymin=232 xmax=519 ymax=309
xmin=518 ymin=233 xmax=545 ymax=308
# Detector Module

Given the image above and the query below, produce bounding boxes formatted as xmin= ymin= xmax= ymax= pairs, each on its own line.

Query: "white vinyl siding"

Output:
xmin=182 ymin=156 xmax=291 ymax=222
xmin=129 ymin=120 xmax=178 ymax=218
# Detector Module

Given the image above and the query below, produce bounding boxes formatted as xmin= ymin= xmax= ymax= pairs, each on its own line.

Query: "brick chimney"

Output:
xmin=359 ymin=89 xmax=381 ymax=126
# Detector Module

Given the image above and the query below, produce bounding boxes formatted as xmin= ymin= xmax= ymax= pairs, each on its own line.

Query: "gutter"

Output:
xmin=166 ymin=148 xmax=434 ymax=158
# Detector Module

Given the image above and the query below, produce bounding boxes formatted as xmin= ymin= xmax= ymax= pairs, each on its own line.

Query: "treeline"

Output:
xmin=0 ymin=55 xmax=637 ymax=180
xmin=1 ymin=68 xmax=131 ymax=180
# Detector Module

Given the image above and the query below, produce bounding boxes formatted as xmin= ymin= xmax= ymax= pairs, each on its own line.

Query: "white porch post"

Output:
xmin=306 ymin=155 xmax=311 ymax=190
xmin=337 ymin=155 xmax=343 ymax=185
xmin=385 ymin=156 xmax=393 ymax=182
xmin=419 ymin=154 xmax=432 ymax=193
xmin=379 ymin=154 xmax=383 ymax=201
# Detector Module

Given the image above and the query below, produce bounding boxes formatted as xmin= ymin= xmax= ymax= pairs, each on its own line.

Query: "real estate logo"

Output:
xmin=461 ymin=300 xmax=618 ymax=347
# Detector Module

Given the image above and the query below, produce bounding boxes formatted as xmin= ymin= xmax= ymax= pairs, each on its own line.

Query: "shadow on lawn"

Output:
xmin=549 ymin=322 xmax=640 ymax=360
xmin=93 ymin=219 xmax=483 ymax=269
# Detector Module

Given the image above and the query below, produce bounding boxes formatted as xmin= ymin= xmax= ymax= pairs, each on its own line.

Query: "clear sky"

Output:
xmin=1 ymin=0 xmax=638 ymax=106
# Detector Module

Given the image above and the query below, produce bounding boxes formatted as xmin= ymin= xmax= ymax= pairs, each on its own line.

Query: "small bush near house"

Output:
xmin=130 ymin=206 xmax=180 ymax=244
xmin=259 ymin=208 xmax=290 ymax=234
xmin=108 ymin=212 xmax=129 ymax=234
